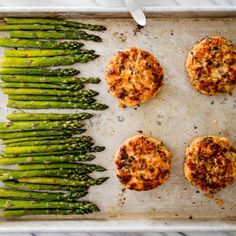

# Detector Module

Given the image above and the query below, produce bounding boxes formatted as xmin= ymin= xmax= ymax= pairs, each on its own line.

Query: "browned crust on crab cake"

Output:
xmin=186 ymin=36 xmax=236 ymax=95
xmin=115 ymin=135 xmax=172 ymax=191
xmin=184 ymin=136 xmax=236 ymax=196
xmin=105 ymin=47 xmax=164 ymax=108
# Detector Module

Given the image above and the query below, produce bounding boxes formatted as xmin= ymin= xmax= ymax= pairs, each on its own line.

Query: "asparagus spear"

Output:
xmin=1 ymin=146 xmax=105 ymax=158
xmin=8 ymin=95 xmax=95 ymax=103
xmin=3 ymin=208 xmax=93 ymax=217
xmin=4 ymin=143 xmax=95 ymax=155
xmin=17 ymin=176 xmax=109 ymax=187
xmin=3 ymin=180 xmax=88 ymax=192
xmin=7 ymin=112 xmax=93 ymax=121
xmin=5 ymin=49 xmax=95 ymax=57
xmin=0 ymin=199 xmax=99 ymax=211
xmin=8 ymin=100 xmax=109 ymax=110
xmin=10 ymin=30 xmax=102 ymax=42
xmin=0 ymin=188 xmax=87 ymax=201
xmin=0 ymin=82 xmax=83 ymax=90
xmin=18 ymin=163 xmax=106 ymax=171
xmin=0 ymin=169 xmax=92 ymax=181
xmin=3 ymin=88 xmax=99 ymax=97
xmin=0 ymin=120 xmax=84 ymax=133
xmin=0 ymin=129 xmax=85 ymax=140
xmin=3 ymin=136 xmax=66 ymax=144
xmin=7 ymin=136 xmax=93 ymax=147
xmin=5 ymin=18 xmax=106 ymax=31
xmin=0 ymin=38 xmax=84 ymax=49
xmin=0 ymin=68 xmax=80 ymax=76
xmin=0 ymin=154 xmax=96 ymax=165
xmin=1 ymin=75 xmax=101 ymax=84
xmin=0 ymin=54 xmax=99 ymax=68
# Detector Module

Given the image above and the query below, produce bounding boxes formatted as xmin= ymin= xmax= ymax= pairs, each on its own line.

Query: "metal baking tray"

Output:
xmin=0 ymin=8 xmax=235 ymax=232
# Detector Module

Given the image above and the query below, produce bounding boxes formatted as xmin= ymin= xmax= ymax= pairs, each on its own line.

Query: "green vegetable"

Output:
xmin=5 ymin=48 xmax=95 ymax=57
xmin=5 ymin=18 xmax=106 ymax=31
xmin=8 ymin=100 xmax=109 ymax=110
xmin=1 ymin=75 xmax=100 ymax=84
xmin=7 ymin=112 xmax=93 ymax=121
xmin=0 ymin=38 xmax=84 ymax=49
xmin=0 ymin=54 xmax=99 ymax=68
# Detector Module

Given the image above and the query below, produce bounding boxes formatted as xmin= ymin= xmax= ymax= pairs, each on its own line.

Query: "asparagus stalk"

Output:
xmin=0 ymin=82 xmax=83 ymax=90
xmin=0 ymin=68 xmax=80 ymax=76
xmin=4 ymin=142 xmax=95 ymax=155
xmin=0 ymin=188 xmax=87 ymax=201
xmin=0 ymin=120 xmax=84 ymax=133
xmin=3 ymin=136 xmax=66 ymax=144
xmin=1 ymin=75 xmax=101 ymax=84
xmin=8 ymin=100 xmax=109 ymax=110
xmin=7 ymin=136 xmax=93 ymax=147
xmin=8 ymin=95 xmax=95 ymax=103
xmin=0 ymin=154 xmax=96 ymax=165
xmin=0 ymin=199 xmax=99 ymax=211
xmin=0 ymin=169 xmax=92 ymax=181
xmin=3 ymin=208 xmax=93 ymax=217
xmin=1 ymin=146 xmax=105 ymax=158
xmin=0 ymin=38 xmax=84 ymax=49
xmin=3 ymin=88 xmax=99 ymax=97
xmin=5 ymin=18 xmax=106 ymax=31
xmin=3 ymin=180 xmax=88 ymax=192
xmin=0 ymin=129 xmax=85 ymax=140
xmin=10 ymin=30 xmax=102 ymax=42
xmin=7 ymin=112 xmax=93 ymax=121
xmin=5 ymin=49 xmax=95 ymax=57
xmin=18 ymin=163 xmax=106 ymax=172
xmin=17 ymin=176 xmax=109 ymax=187
xmin=0 ymin=54 xmax=99 ymax=68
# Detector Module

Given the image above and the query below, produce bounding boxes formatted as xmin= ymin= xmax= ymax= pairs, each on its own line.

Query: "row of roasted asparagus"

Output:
xmin=0 ymin=112 xmax=108 ymax=217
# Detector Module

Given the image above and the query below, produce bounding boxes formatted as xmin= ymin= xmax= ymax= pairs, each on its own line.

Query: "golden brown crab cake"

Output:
xmin=115 ymin=135 xmax=172 ymax=191
xmin=184 ymin=136 xmax=236 ymax=196
xmin=186 ymin=36 xmax=236 ymax=95
xmin=105 ymin=47 xmax=164 ymax=108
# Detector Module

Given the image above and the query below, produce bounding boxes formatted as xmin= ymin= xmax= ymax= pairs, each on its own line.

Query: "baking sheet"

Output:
xmin=0 ymin=17 xmax=235 ymax=222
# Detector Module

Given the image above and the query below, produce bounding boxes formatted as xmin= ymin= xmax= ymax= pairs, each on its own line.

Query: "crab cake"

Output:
xmin=115 ymin=135 xmax=172 ymax=191
xmin=184 ymin=136 xmax=236 ymax=196
xmin=105 ymin=47 xmax=164 ymax=108
xmin=186 ymin=36 xmax=236 ymax=95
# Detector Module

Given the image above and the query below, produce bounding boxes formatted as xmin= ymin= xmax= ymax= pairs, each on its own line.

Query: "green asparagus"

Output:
xmin=8 ymin=95 xmax=95 ymax=103
xmin=0 ymin=154 xmax=95 ymax=165
xmin=8 ymin=100 xmax=109 ymax=110
xmin=0 ymin=129 xmax=85 ymax=140
xmin=0 ymin=169 xmax=92 ymax=181
xmin=18 ymin=163 xmax=106 ymax=171
xmin=17 ymin=176 xmax=109 ymax=187
xmin=3 ymin=136 xmax=66 ymax=144
xmin=0 ymin=54 xmax=99 ymax=68
xmin=3 ymin=208 xmax=93 ymax=217
xmin=4 ymin=143 xmax=95 ymax=155
xmin=5 ymin=18 xmax=106 ymax=31
xmin=3 ymin=180 xmax=88 ymax=192
xmin=1 ymin=75 xmax=101 ymax=84
xmin=0 ymin=68 xmax=80 ymax=76
xmin=0 ymin=199 xmax=99 ymax=211
xmin=7 ymin=112 xmax=93 ymax=121
xmin=0 ymin=82 xmax=83 ymax=90
xmin=5 ymin=49 xmax=95 ymax=57
xmin=7 ymin=136 xmax=93 ymax=147
xmin=0 ymin=38 xmax=84 ymax=49
xmin=0 ymin=188 xmax=87 ymax=201
xmin=10 ymin=30 xmax=102 ymax=42
xmin=0 ymin=120 xmax=84 ymax=133
xmin=3 ymin=88 xmax=99 ymax=97
xmin=1 ymin=146 xmax=105 ymax=157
